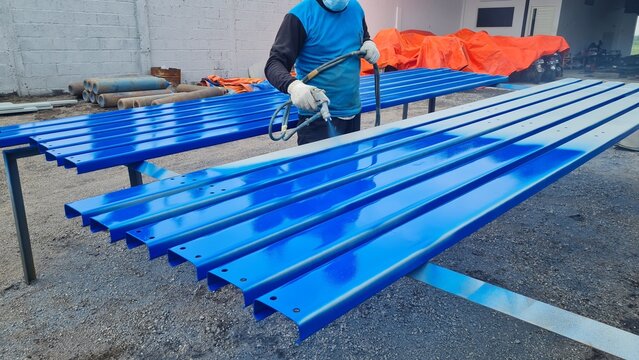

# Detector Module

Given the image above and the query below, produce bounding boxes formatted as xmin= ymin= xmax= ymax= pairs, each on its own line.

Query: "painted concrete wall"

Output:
xmin=0 ymin=0 xmax=297 ymax=95
xmin=557 ymin=0 xmax=638 ymax=56
xmin=359 ymin=0 xmax=465 ymax=36
xmin=461 ymin=0 xmax=529 ymax=36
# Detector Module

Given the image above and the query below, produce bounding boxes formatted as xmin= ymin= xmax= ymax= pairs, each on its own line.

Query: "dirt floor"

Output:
xmin=0 ymin=84 xmax=637 ymax=359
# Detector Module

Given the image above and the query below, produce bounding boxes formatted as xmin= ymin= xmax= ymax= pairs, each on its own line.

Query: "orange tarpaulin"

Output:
xmin=362 ymin=28 xmax=570 ymax=76
xmin=201 ymin=75 xmax=265 ymax=93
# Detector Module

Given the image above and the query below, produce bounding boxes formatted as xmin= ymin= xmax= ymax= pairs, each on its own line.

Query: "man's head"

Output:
xmin=323 ymin=0 xmax=349 ymax=12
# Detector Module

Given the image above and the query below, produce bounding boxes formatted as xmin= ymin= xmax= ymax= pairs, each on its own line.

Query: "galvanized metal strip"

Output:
xmin=250 ymin=103 xmax=639 ymax=342
xmin=131 ymin=161 xmax=180 ymax=180
xmin=86 ymin=81 xmax=620 ymax=246
xmin=64 ymin=78 xmax=583 ymax=223
xmin=410 ymin=263 xmax=639 ymax=360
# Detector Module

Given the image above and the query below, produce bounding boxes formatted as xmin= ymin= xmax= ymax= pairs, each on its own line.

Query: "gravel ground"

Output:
xmin=0 ymin=87 xmax=637 ymax=360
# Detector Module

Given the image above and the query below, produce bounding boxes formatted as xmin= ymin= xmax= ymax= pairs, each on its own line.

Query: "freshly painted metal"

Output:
xmin=410 ymin=263 xmax=639 ymax=360
xmin=64 ymin=79 xmax=639 ymax=342
xmin=0 ymin=69 xmax=507 ymax=175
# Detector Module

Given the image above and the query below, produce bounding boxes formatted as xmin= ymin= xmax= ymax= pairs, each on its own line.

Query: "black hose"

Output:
xmin=269 ymin=51 xmax=382 ymax=142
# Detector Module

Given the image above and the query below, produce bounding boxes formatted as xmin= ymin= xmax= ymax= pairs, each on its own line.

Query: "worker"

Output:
xmin=265 ymin=0 xmax=380 ymax=145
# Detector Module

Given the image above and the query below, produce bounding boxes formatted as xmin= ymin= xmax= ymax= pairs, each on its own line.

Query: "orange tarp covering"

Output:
xmin=201 ymin=75 xmax=265 ymax=94
xmin=362 ymin=28 xmax=570 ymax=76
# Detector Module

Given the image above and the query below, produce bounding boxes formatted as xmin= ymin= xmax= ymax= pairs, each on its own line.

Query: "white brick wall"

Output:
xmin=146 ymin=0 xmax=297 ymax=83
xmin=0 ymin=0 xmax=299 ymax=95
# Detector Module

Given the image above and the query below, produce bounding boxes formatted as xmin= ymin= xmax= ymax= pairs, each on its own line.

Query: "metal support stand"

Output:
xmin=402 ymin=103 xmax=409 ymax=120
xmin=2 ymin=148 xmax=179 ymax=284
xmin=127 ymin=165 xmax=144 ymax=187
xmin=428 ymin=98 xmax=436 ymax=113
xmin=3 ymin=147 xmax=41 ymax=284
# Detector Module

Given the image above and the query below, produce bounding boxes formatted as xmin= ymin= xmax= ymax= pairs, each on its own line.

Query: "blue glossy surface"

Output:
xmin=62 ymin=79 xmax=639 ymax=342
xmin=0 ymin=68 xmax=507 ymax=173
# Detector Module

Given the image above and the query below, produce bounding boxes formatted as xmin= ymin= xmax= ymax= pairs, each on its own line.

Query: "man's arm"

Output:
xmin=363 ymin=17 xmax=371 ymax=42
xmin=264 ymin=14 xmax=307 ymax=93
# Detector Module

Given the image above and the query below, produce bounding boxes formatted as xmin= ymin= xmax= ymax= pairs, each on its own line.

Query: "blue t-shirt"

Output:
xmin=290 ymin=0 xmax=365 ymax=118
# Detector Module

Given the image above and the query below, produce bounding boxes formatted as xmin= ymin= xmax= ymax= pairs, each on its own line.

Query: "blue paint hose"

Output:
xmin=269 ymin=51 xmax=381 ymax=142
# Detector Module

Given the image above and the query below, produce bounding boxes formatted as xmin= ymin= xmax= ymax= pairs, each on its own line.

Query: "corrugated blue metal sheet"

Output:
xmin=64 ymin=79 xmax=639 ymax=342
xmin=0 ymin=69 xmax=506 ymax=173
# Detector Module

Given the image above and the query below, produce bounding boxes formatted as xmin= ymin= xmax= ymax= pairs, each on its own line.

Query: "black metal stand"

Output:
xmin=3 ymin=147 xmax=41 ymax=284
xmin=3 ymin=148 xmax=176 ymax=284
xmin=402 ymin=98 xmax=436 ymax=120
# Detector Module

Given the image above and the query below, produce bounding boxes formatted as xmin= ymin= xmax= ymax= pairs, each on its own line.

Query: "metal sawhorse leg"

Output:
xmin=402 ymin=98 xmax=436 ymax=120
xmin=3 ymin=146 xmax=178 ymax=284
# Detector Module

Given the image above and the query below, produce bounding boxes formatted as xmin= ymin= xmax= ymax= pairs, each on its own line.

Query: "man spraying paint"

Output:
xmin=265 ymin=0 xmax=380 ymax=145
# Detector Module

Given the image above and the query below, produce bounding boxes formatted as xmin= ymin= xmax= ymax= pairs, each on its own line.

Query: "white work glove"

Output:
xmin=360 ymin=40 xmax=380 ymax=64
xmin=287 ymin=80 xmax=323 ymax=112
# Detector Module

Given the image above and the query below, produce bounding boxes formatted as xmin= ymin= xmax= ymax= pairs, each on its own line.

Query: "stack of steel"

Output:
xmin=68 ymin=76 xmax=227 ymax=109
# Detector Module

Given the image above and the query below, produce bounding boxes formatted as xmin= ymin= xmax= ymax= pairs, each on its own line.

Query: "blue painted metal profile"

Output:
xmin=0 ymin=69 xmax=506 ymax=173
xmin=64 ymin=78 xmax=639 ymax=342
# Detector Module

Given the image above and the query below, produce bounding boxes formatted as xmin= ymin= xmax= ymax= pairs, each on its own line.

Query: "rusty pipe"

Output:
xmin=132 ymin=94 xmax=174 ymax=108
xmin=82 ymin=90 xmax=91 ymax=102
xmin=151 ymin=87 xmax=227 ymax=105
xmin=97 ymin=89 xmax=173 ymax=108
xmin=68 ymin=82 xmax=84 ymax=97
xmin=176 ymin=84 xmax=206 ymax=92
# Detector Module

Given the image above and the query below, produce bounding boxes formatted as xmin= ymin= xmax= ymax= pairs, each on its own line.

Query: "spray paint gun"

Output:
xmin=311 ymin=87 xmax=332 ymax=123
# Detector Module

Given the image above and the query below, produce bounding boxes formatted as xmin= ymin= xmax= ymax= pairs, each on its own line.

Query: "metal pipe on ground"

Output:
xmin=93 ymin=76 xmax=170 ymax=94
xmin=150 ymin=87 xmax=227 ymax=105
xmin=89 ymin=92 xmax=98 ymax=104
xmin=82 ymin=90 xmax=90 ymax=102
xmin=618 ymin=130 xmax=639 ymax=151
xmin=132 ymin=94 xmax=174 ymax=108
xmin=97 ymin=89 xmax=173 ymax=108
xmin=175 ymin=84 xmax=205 ymax=92
xmin=83 ymin=78 xmax=97 ymax=90
xmin=68 ymin=82 xmax=84 ymax=97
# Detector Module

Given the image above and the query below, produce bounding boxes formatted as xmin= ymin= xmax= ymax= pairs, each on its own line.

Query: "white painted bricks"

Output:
xmin=1 ymin=0 xmax=298 ymax=95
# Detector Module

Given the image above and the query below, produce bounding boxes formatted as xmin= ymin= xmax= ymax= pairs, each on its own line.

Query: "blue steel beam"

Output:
xmin=74 ymin=80 xmax=609 ymax=244
xmin=63 ymin=79 xmax=639 ymax=342
xmin=87 ymin=81 xmax=620 ymax=248
xmin=0 ymin=69 xmax=450 ymax=146
xmin=0 ymin=69 xmax=507 ymax=174
xmin=63 ymin=77 xmax=580 ymax=226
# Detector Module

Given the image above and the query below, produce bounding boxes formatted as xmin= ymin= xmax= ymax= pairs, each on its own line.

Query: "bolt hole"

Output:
xmin=149 ymin=236 xmax=155 ymax=239
xmin=210 ymin=192 xmax=215 ymax=195
xmin=195 ymin=255 xmax=201 ymax=259
xmin=221 ymin=189 xmax=226 ymax=191
xmin=240 ymin=278 xmax=247 ymax=282
xmin=179 ymin=247 xmax=186 ymax=250
xmin=180 ymin=182 xmax=185 ymax=184
xmin=293 ymin=308 xmax=300 ymax=313
xmin=209 ymin=185 xmax=214 ymax=187
xmin=270 ymin=296 xmax=277 ymax=301
xmin=221 ymin=269 xmax=228 ymax=272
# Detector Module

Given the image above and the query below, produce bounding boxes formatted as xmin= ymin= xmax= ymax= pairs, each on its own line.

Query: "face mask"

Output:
xmin=323 ymin=0 xmax=350 ymax=11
